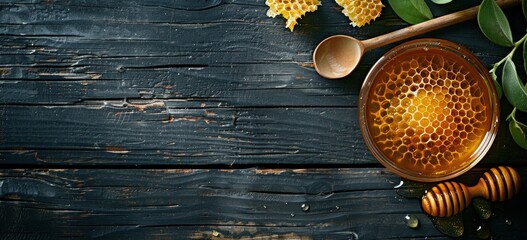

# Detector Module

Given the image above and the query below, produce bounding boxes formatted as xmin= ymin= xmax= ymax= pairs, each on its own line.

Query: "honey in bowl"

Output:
xmin=359 ymin=39 xmax=499 ymax=182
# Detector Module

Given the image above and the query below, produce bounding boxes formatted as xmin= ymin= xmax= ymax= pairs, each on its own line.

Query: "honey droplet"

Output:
xmin=212 ymin=230 xmax=222 ymax=237
xmin=405 ymin=214 xmax=419 ymax=229
xmin=116 ymin=65 xmax=125 ymax=73
xmin=472 ymin=198 xmax=491 ymax=220
xmin=475 ymin=223 xmax=490 ymax=239
xmin=301 ymin=203 xmax=310 ymax=212
xmin=394 ymin=178 xmax=432 ymax=199
xmin=431 ymin=214 xmax=464 ymax=237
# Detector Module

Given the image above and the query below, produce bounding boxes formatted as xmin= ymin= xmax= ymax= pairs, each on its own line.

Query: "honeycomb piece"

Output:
xmin=266 ymin=0 xmax=321 ymax=31
xmin=366 ymin=49 xmax=492 ymax=176
xmin=335 ymin=0 xmax=384 ymax=27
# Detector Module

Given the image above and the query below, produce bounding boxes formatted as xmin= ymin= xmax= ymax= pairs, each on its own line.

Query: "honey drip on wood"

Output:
xmin=394 ymin=177 xmax=493 ymax=238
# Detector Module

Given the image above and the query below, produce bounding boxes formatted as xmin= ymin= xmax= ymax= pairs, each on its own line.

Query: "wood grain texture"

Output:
xmin=0 ymin=0 xmax=517 ymax=105
xmin=1 ymin=0 xmax=525 ymax=166
xmin=0 ymin=102 xmax=524 ymax=166
xmin=0 ymin=105 xmax=370 ymax=165
xmin=1 ymin=0 xmax=527 ymax=239
xmin=1 ymin=168 xmax=526 ymax=239
xmin=0 ymin=0 xmax=518 ymax=106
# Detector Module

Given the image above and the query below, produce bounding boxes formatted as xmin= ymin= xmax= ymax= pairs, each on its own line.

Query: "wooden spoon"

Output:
xmin=312 ymin=0 xmax=520 ymax=79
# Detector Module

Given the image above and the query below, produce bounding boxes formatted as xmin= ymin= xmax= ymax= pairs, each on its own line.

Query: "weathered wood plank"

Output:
xmin=0 ymin=104 xmax=371 ymax=165
xmin=1 ymin=0 xmax=525 ymax=166
xmin=0 ymin=0 xmax=521 ymax=107
xmin=1 ymin=168 xmax=526 ymax=239
xmin=0 ymin=103 xmax=524 ymax=166
xmin=0 ymin=1 xmax=526 ymax=240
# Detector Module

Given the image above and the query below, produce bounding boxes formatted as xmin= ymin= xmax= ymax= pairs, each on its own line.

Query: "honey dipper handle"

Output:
xmin=361 ymin=0 xmax=520 ymax=52
xmin=471 ymin=166 xmax=522 ymax=202
xmin=421 ymin=166 xmax=522 ymax=217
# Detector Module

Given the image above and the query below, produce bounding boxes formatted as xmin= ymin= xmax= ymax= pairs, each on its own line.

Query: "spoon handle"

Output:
xmin=361 ymin=0 xmax=520 ymax=52
xmin=421 ymin=166 xmax=521 ymax=217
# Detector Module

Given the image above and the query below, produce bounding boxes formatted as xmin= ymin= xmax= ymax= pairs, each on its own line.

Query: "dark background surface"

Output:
xmin=1 ymin=0 xmax=527 ymax=239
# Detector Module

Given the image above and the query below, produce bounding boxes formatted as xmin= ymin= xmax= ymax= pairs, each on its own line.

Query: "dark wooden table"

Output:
xmin=1 ymin=0 xmax=527 ymax=239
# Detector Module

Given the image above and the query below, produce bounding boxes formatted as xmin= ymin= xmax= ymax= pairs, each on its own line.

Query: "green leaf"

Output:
xmin=477 ymin=0 xmax=514 ymax=47
xmin=491 ymin=71 xmax=502 ymax=99
xmin=431 ymin=0 xmax=453 ymax=4
xmin=388 ymin=0 xmax=433 ymax=24
xmin=524 ymin=38 xmax=527 ymax=75
xmin=502 ymin=59 xmax=527 ymax=112
xmin=523 ymin=0 xmax=527 ymax=20
xmin=509 ymin=119 xmax=527 ymax=150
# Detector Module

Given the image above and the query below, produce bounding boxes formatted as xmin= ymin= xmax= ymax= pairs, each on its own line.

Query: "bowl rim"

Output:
xmin=358 ymin=38 xmax=500 ymax=182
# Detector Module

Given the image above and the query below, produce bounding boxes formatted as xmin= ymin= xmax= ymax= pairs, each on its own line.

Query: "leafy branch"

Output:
xmin=478 ymin=0 xmax=527 ymax=150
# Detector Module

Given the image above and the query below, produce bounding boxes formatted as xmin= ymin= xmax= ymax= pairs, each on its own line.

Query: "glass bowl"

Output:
xmin=359 ymin=39 xmax=500 ymax=182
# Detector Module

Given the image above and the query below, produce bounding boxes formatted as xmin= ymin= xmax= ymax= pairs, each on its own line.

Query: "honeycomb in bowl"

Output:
xmin=365 ymin=47 xmax=493 ymax=176
xmin=266 ymin=0 xmax=321 ymax=31
xmin=335 ymin=0 xmax=384 ymax=27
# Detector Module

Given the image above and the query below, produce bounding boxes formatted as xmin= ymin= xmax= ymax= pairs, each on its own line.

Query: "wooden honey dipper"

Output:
xmin=421 ymin=166 xmax=522 ymax=217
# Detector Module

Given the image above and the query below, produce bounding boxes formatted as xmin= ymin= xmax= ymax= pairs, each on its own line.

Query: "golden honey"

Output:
xmin=359 ymin=39 xmax=499 ymax=182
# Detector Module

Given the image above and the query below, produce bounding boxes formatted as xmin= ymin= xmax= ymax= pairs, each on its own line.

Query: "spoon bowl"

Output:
xmin=313 ymin=35 xmax=364 ymax=79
